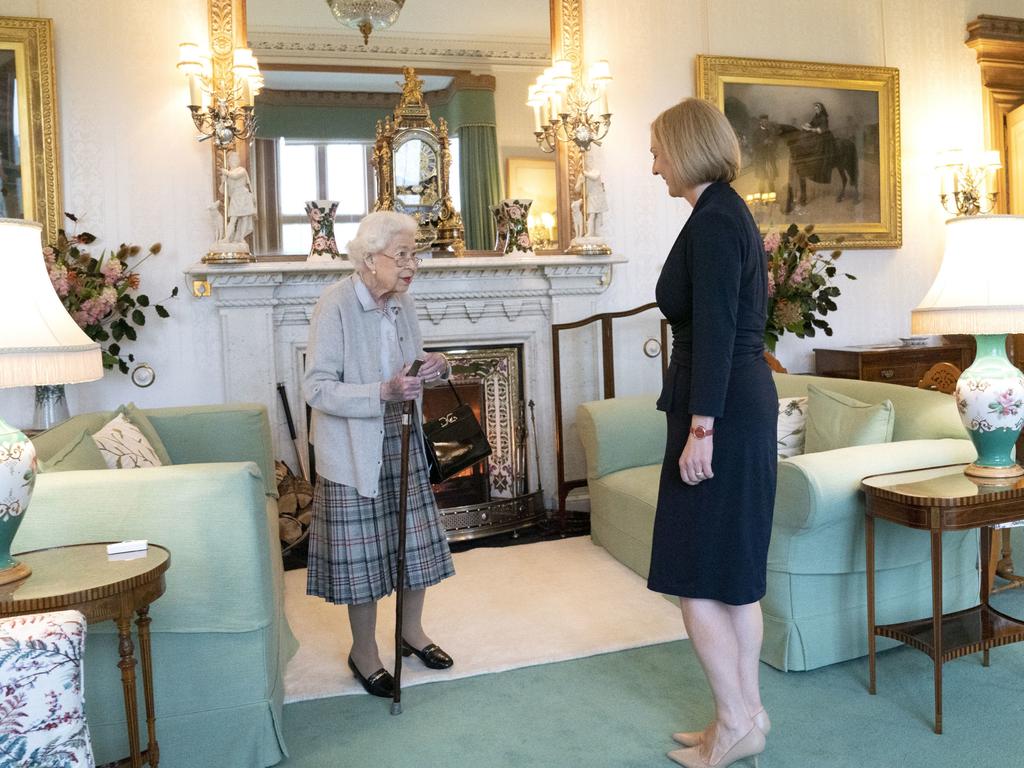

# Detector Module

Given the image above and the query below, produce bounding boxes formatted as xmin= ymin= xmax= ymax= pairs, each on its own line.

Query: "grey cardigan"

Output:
xmin=303 ymin=274 xmax=427 ymax=498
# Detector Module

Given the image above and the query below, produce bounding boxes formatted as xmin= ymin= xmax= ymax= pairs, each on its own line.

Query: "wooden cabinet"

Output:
xmin=813 ymin=344 xmax=974 ymax=387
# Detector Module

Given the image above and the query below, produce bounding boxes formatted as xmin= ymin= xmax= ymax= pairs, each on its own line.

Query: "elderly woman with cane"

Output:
xmin=304 ymin=210 xmax=455 ymax=700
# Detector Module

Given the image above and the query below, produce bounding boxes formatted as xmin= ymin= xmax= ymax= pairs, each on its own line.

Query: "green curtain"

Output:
xmin=458 ymin=124 xmax=501 ymax=251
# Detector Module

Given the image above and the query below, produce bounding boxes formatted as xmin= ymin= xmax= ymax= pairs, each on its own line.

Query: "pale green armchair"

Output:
xmin=577 ymin=373 xmax=980 ymax=671
xmin=19 ymin=403 xmax=296 ymax=767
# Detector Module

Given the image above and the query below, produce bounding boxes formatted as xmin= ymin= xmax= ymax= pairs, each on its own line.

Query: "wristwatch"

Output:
xmin=689 ymin=425 xmax=714 ymax=439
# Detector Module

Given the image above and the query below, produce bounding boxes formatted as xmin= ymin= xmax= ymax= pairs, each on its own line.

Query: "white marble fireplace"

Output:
xmin=185 ymin=253 xmax=624 ymax=509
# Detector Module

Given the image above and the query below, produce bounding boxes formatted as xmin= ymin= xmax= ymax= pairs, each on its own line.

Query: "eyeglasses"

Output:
xmin=375 ymin=250 xmax=422 ymax=268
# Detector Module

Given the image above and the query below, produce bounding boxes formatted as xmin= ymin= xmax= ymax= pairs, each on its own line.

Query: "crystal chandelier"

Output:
xmin=326 ymin=0 xmax=406 ymax=45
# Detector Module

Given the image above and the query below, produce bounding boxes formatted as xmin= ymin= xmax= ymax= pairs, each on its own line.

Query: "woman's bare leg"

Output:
xmin=727 ymin=601 xmax=766 ymax=723
xmin=679 ymin=597 xmax=757 ymax=761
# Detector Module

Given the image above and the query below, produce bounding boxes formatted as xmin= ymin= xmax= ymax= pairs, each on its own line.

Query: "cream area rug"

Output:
xmin=283 ymin=536 xmax=686 ymax=702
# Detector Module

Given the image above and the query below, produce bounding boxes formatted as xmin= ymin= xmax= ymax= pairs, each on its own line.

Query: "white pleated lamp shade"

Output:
xmin=911 ymin=215 xmax=1024 ymax=335
xmin=0 ymin=218 xmax=103 ymax=388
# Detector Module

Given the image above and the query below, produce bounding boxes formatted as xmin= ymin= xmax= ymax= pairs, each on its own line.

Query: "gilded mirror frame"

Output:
xmin=0 ymin=16 xmax=61 ymax=244
xmin=211 ymin=0 xmax=583 ymax=253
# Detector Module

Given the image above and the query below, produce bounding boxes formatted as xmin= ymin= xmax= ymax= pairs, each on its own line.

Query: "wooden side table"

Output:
xmin=862 ymin=466 xmax=1024 ymax=734
xmin=814 ymin=343 xmax=973 ymax=387
xmin=0 ymin=543 xmax=170 ymax=767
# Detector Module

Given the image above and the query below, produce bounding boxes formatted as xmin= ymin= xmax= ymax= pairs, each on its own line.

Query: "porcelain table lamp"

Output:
xmin=0 ymin=219 xmax=103 ymax=583
xmin=911 ymin=214 xmax=1024 ymax=478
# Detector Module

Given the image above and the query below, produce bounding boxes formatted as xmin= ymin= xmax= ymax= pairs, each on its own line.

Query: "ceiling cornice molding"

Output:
xmin=248 ymin=29 xmax=550 ymax=67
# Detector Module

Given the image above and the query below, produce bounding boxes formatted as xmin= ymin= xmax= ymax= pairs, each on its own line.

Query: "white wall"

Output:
xmin=585 ymin=0 xmax=1024 ymax=384
xmin=0 ymin=0 xmax=212 ymax=425
xmin=1 ymin=0 xmax=1021 ymax=425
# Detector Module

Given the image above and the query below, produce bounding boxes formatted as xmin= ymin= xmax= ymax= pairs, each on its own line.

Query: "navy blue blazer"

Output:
xmin=655 ymin=182 xmax=769 ymax=417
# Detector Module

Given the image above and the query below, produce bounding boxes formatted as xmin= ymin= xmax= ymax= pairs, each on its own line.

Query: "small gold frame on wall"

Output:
xmin=0 ymin=16 xmax=61 ymax=245
xmin=697 ymin=54 xmax=902 ymax=249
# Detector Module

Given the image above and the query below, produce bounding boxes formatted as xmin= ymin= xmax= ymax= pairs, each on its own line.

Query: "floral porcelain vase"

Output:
xmin=956 ymin=333 xmax=1024 ymax=477
xmin=305 ymin=200 xmax=341 ymax=262
xmin=0 ymin=417 xmax=36 ymax=582
xmin=500 ymin=199 xmax=533 ymax=255
xmin=491 ymin=204 xmax=509 ymax=251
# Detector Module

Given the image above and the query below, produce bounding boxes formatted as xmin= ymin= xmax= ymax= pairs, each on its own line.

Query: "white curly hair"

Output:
xmin=346 ymin=211 xmax=418 ymax=270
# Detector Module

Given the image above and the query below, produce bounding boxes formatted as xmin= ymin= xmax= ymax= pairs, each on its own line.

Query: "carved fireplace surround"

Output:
xmin=185 ymin=253 xmax=624 ymax=511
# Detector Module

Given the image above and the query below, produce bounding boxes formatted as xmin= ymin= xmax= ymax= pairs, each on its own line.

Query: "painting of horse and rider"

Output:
xmin=724 ymin=83 xmax=881 ymax=226
xmin=697 ymin=55 xmax=902 ymax=249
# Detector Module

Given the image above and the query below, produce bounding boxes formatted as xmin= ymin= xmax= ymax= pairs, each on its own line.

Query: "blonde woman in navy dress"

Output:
xmin=647 ymin=99 xmax=778 ymax=768
xmin=304 ymin=211 xmax=455 ymax=698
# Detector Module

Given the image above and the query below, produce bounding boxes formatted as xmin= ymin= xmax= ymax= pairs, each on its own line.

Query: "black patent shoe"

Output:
xmin=401 ymin=639 xmax=454 ymax=669
xmin=347 ymin=655 xmax=395 ymax=697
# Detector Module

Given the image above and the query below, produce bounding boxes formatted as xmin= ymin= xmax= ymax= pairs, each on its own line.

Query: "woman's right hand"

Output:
xmin=380 ymin=365 xmax=424 ymax=402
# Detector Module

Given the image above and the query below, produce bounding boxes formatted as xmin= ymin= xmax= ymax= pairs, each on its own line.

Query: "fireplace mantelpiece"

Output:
xmin=185 ymin=253 xmax=625 ymax=510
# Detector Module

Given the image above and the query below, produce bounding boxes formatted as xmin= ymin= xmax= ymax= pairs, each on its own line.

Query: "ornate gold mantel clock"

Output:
xmin=373 ymin=67 xmax=465 ymax=255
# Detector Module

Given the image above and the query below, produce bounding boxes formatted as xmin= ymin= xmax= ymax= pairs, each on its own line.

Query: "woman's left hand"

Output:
xmin=678 ymin=437 xmax=713 ymax=486
xmin=417 ymin=352 xmax=448 ymax=382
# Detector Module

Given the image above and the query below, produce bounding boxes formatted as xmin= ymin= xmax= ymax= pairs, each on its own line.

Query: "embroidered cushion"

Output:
xmin=777 ymin=396 xmax=808 ymax=458
xmin=92 ymin=412 xmax=163 ymax=469
xmin=116 ymin=403 xmax=173 ymax=465
xmin=804 ymin=384 xmax=896 ymax=454
xmin=0 ymin=610 xmax=94 ymax=765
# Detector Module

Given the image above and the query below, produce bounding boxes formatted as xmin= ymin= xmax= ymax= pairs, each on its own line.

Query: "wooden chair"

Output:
xmin=916 ymin=361 xmax=961 ymax=394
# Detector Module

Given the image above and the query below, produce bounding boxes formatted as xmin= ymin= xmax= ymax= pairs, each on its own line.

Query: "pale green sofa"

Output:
xmin=18 ymin=403 xmax=297 ymax=767
xmin=577 ymin=373 xmax=981 ymax=671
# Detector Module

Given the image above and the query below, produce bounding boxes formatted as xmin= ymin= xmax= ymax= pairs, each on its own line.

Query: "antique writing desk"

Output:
xmin=861 ymin=465 xmax=1024 ymax=734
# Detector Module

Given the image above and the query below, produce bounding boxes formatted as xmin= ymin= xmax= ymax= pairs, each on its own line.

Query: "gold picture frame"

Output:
xmin=0 ymin=16 xmax=61 ymax=244
xmin=697 ymin=54 xmax=901 ymax=249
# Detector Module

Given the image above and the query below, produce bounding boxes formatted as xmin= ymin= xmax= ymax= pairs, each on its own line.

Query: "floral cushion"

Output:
xmin=92 ymin=412 xmax=163 ymax=469
xmin=777 ymin=396 xmax=808 ymax=458
xmin=0 ymin=610 xmax=94 ymax=766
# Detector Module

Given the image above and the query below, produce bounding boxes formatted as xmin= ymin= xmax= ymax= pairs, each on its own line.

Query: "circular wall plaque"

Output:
xmin=130 ymin=363 xmax=156 ymax=388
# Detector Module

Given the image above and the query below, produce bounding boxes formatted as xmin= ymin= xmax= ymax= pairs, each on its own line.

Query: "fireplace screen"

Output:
xmin=424 ymin=344 xmax=543 ymax=540
xmin=297 ymin=343 xmax=543 ymax=541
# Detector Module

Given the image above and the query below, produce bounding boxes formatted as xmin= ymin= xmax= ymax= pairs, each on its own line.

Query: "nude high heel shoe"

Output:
xmin=667 ymin=723 xmax=766 ymax=768
xmin=672 ymin=709 xmax=770 ymax=747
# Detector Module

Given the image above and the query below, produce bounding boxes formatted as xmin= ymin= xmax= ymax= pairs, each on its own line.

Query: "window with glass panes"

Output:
xmin=278 ymin=140 xmax=375 ymax=254
xmin=277 ymin=136 xmax=460 ymax=255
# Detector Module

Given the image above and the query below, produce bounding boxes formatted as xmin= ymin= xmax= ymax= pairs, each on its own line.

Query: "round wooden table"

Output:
xmin=0 ymin=543 xmax=170 ymax=767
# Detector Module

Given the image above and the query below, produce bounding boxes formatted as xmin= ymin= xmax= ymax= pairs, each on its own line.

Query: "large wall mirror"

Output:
xmin=0 ymin=17 xmax=60 ymax=244
xmin=219 ymin=0 xmax=581 ymax=257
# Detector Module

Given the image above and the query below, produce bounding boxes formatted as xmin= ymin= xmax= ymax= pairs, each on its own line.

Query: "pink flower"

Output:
xmin=763 ymin=232 xmax=781 ymax=253
xmin=101 ymin=259 xmax=124 ymax=285
xmin=789 ymin=256 xmax=812 ymax=286
xmin=48 ymin=264 xmax=71 ymax=297
xmin=766 ymin=268 xmax=775 ymax=298
xmin=42 ymin=245 xmax=56 ymax=265
xmin=517 ymin=233 xmax=531 ymax=248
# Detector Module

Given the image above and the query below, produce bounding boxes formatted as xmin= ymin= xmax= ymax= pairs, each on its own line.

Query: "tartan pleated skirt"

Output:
xmin=306 ymin=402 xmax=455 ymax=605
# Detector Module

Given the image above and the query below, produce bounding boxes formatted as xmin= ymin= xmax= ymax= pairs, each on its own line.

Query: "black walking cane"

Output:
xmin=392 ymin=359 xmax=423 ymax=716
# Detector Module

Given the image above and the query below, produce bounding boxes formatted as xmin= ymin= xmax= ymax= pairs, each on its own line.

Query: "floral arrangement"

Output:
xmin=45 ymin=213 xmax=178 ymax=373
xmin=764 ymin=223 xmax=855 ymax=353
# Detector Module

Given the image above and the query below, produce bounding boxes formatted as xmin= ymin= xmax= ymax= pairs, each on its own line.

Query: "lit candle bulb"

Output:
xmin=532 ymin=104 xmax=541 ymax=133
xmin=188 ymin=74 xmax=201 ymax=108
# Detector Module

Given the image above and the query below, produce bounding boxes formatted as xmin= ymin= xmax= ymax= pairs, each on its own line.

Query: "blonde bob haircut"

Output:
xmin=651 ymin=98 xmax=740 ymax=189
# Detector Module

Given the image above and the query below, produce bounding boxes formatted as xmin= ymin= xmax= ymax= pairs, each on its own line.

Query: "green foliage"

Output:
xmin=44 ymin=213 xmax=178 ymax=374
xmin=763 ymin=223 xmax=856 ymax=353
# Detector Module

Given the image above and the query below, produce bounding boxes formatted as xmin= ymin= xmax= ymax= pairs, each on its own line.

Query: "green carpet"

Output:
xmin=280 ymin=590 xmax=1024 ymax=767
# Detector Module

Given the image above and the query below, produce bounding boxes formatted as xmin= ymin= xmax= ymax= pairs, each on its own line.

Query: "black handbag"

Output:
xmin=422 ymin=381 xmax=492 ymax=484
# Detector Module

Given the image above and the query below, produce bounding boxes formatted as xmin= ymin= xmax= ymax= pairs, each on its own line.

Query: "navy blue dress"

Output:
xmin=646 ymin=182 xmax=778 ymax=605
